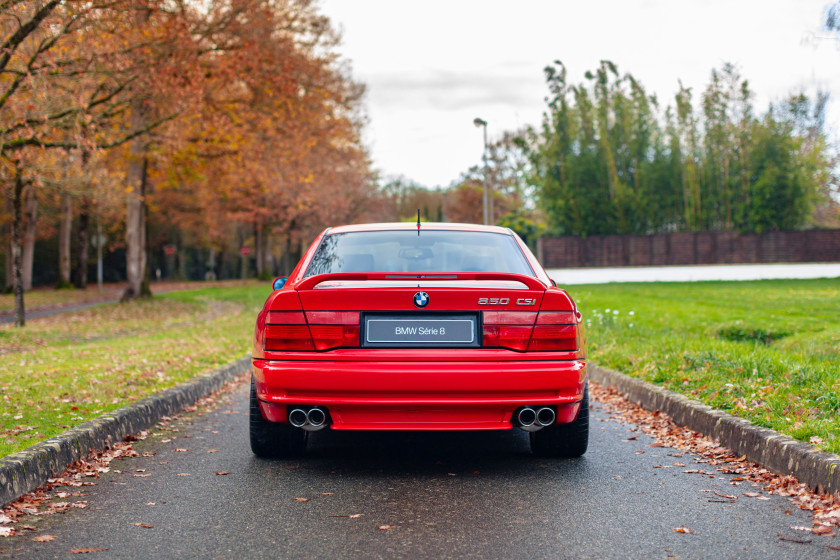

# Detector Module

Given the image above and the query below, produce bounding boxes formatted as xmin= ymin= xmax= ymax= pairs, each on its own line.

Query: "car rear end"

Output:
xmin=250 ymin=223 xmax=588 ymax=457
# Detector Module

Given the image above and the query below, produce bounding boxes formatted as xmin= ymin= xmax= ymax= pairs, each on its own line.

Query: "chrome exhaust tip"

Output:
xmin=307 ymin=407 xmax=327 ymax=427
xmin=517 ymin=407 xmax=544 ymax=432
xmin=288 ymin=408 xmax=308 ymax=428
xmin=536 ymin=407 xmax=556 ymax=427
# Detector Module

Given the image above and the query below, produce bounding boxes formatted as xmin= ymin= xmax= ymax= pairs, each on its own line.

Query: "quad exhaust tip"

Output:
xmin=289 ymin=407 xmax=330 ymax=431
xmin=515 ymin=406 xmax=555 ymax=432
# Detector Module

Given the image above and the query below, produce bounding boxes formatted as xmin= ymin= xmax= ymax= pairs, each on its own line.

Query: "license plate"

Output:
xmin=364 ymin=314 xmax=478 ymax=347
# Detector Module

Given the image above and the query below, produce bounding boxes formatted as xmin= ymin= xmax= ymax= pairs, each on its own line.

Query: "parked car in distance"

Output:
xmin=250 ymin=222 xmax=588 ymax=457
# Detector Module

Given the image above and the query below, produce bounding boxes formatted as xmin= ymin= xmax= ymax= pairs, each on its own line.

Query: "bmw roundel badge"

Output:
xmin=413 ymin=291 xmax=429 ymax=308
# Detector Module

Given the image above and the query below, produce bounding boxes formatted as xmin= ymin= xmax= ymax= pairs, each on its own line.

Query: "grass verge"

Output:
xmin=0 ymin=281 xmax=268 ymax=457
xmin=568 ymin=277 xmax=840 ymax=455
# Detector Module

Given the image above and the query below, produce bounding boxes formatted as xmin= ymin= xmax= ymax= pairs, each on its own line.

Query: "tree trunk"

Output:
xmin=264 ymin=231 xmax=275 ymax=277
xmin=123 ymin=152 xmax=149 ymax=301
xmin=239 ymin=229 xmax=248 ymax=279
xmin=74 ymin=200 xmax=89 ymax=289
xmin=58 ymin=192 xmax=72 ymax=287
xmin=12 ymin=169 xmax=26 ymax=327
xmin=4 ymin=190 xmax=12 ymax=291
xmin=255 ymin=223 xmax=264 ymax=277
xmin=21 ymin=187 xmax=37 ymax=291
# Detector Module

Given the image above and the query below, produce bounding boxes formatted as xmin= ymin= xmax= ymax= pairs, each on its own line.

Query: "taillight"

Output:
xmin=307 ymin=311 xmax=360 ymax=350
xmin=482 ymin=310 xmax=579 ymax=352
xmin=264 ymin=319 xmax=315 ymax=351
xmin=482 ymin=312 xmax=535 ymax=351
xmin=529 ymin=311 xmax=579 ymax=351
xmin=263 ymin=311 xmax=359 ymax=352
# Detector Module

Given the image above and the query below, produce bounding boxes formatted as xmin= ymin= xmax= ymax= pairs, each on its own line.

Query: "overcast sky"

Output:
xmin=319 ymin=0 xmax=839 ymax=189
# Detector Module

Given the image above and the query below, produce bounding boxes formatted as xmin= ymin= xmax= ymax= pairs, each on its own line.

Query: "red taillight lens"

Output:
xmin=482 ymin=325 xmax=533 ymax=351
xmin=306 ymin=311 xmax=360 ymax=351
xmin=528 ymin=325 xmax=579 ymax=351
xmin=264 ymin=311 xmax=360 ymax=351
xmin=482 ymin=312 xmax=535 ymax=350
xmin=267 ymin=311 xmax=307 ymax=324
xmin=482 ymin=310 xmax=579 ymax=352
xmin=536 ymin=311 xmax=576 ymax=325
xmin=309 ymin=325 xmax=360 ymax=351
xmin=264 ymin=324 xmax=315 ymax=351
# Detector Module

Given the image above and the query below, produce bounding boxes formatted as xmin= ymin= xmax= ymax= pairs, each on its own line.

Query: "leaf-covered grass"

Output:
xmin=0 ymin=286 xmax=123 ymax=314
xmin=568 ymin=278 xmax=840 ymax=454
xmin=0 ymin=282 xmax=270 ymax=457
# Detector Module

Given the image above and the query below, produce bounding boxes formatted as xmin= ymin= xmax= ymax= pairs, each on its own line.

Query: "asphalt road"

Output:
xmin=2 ymin=380 xmax=835 ymax=560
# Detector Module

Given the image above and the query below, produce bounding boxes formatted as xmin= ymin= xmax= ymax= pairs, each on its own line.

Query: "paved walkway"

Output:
xmin=547 ymin=262 xmax=840 ymax=285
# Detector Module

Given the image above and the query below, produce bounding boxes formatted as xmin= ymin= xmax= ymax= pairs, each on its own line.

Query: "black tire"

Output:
xmin=249 ymin=377 xmax=307 ymax=458
xmin=529 ymin=382 xmax=589 ymax=458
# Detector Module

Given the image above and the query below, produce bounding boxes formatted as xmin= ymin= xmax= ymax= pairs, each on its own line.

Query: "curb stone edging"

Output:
xmin=0 ymin=355 xmax=252 ymax=507
xmin=590 ymin=364 xmax=840 ymax=496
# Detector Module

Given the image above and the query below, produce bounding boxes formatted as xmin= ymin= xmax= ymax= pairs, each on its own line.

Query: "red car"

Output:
xmin=250 ymin=222 xmax=588 ymax=457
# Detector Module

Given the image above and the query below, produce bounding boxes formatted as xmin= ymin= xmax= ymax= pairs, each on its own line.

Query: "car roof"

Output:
xmin=327 ymin=222 xmax=513 ymax=235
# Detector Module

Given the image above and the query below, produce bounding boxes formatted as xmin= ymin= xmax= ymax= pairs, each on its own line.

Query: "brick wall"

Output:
xmin=537 ymin=229 xmax=840 ymax=268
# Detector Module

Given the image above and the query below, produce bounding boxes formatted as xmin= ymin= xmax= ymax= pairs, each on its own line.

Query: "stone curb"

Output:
xmin=0 ymin=356 xmax=251 ymax=507
xmin=590 ymin=364 xmax=840 ymax=495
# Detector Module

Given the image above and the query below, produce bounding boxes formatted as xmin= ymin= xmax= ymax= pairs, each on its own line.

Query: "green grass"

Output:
xmin=0 ymin=281 xmax=270 ymax=457
xmin=568 ymin=277 xmax=840 ymax=454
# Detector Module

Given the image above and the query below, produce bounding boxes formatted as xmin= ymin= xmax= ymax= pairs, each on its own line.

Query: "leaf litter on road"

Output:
xmin=591 ymin=381 xmax=840 ymax=538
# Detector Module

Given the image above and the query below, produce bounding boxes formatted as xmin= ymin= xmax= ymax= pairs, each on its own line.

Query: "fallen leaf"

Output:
xmin=146 ymin=502 xmax=156 ymax=506
xmin=55 ymin=492 xmax=70 ymax=499
xmin=215 ymin=472 xmax=231 ymax=476
xmin=673 ymin=526 xmax=693 ymax=534
xmin=33 ymin=535 xmax=57 ymax=542
xmin=625 ymin=436 xmax=638 ymax=441
xmin=133 ymin=474 xmax=151 ymax=478
xmin=293 ymin=498 xmax=310 ymax=502
xmin=175 ymin=448 xmax=189 ymax=453
xmin=207 ymin=449 xmax=218 ymax=453
xmin=176 ymin=473 xmax=190 ymax=477
xmin=132 ymin=523 xmax=154 ymax=529
xmin=811 ymin=525 xmax=834 ymax=535
xmin=743 ymin=492 xmax=761 ymax=498
xmin=378 ymin=525 xmax=394 ymax=530
xmin=321 ymin=492 xmax=334 ymax=495
xmin=349 ymin=514 xmax=362 ymax=518
xmin=69 ymin=548 xmax=107 ymax=553
xmin=0 ymin=527 xmax=13 ymax=538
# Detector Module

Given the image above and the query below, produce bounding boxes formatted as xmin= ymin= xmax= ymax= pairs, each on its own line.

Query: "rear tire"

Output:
xmin=249 ymin=377 xmax=307 ymax=458
xmin=530 ymin=383 xmax=589 ymax=458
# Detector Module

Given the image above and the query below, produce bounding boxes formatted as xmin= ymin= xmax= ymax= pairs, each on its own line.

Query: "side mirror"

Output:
xmin=550 ymin=278 xmax=557 ymax=287
xmin=272 ymin=277 xmax=288 ymax=290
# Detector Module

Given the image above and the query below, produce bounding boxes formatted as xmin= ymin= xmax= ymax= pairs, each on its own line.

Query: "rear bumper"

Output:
xmin=252 ymin=358 xmax=587 ymax=430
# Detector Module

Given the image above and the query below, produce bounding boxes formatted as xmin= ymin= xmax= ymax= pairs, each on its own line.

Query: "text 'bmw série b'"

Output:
xmin=250 ymin=222 xmax=588 ymax=458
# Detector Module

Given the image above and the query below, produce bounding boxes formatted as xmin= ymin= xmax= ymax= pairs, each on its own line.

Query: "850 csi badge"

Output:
xmin=413 ymin=292 xmax=429 ymax=308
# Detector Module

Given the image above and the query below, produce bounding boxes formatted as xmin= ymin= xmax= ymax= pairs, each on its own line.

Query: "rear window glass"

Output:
xmin=304 ymin=230 xmax=534 ymax=277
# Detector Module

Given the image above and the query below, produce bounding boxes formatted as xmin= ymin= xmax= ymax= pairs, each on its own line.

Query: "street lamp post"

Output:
xmin=473 ymin=117 xmax=489 ymax=225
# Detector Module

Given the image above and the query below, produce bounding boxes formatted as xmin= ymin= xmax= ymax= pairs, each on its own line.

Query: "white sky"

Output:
xmin=320 ymin=0 xmax=840 ymax=189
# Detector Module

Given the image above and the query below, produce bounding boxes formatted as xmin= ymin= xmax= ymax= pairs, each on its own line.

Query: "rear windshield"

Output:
xmin=304 ymin=230 xmax=535 ymax=277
